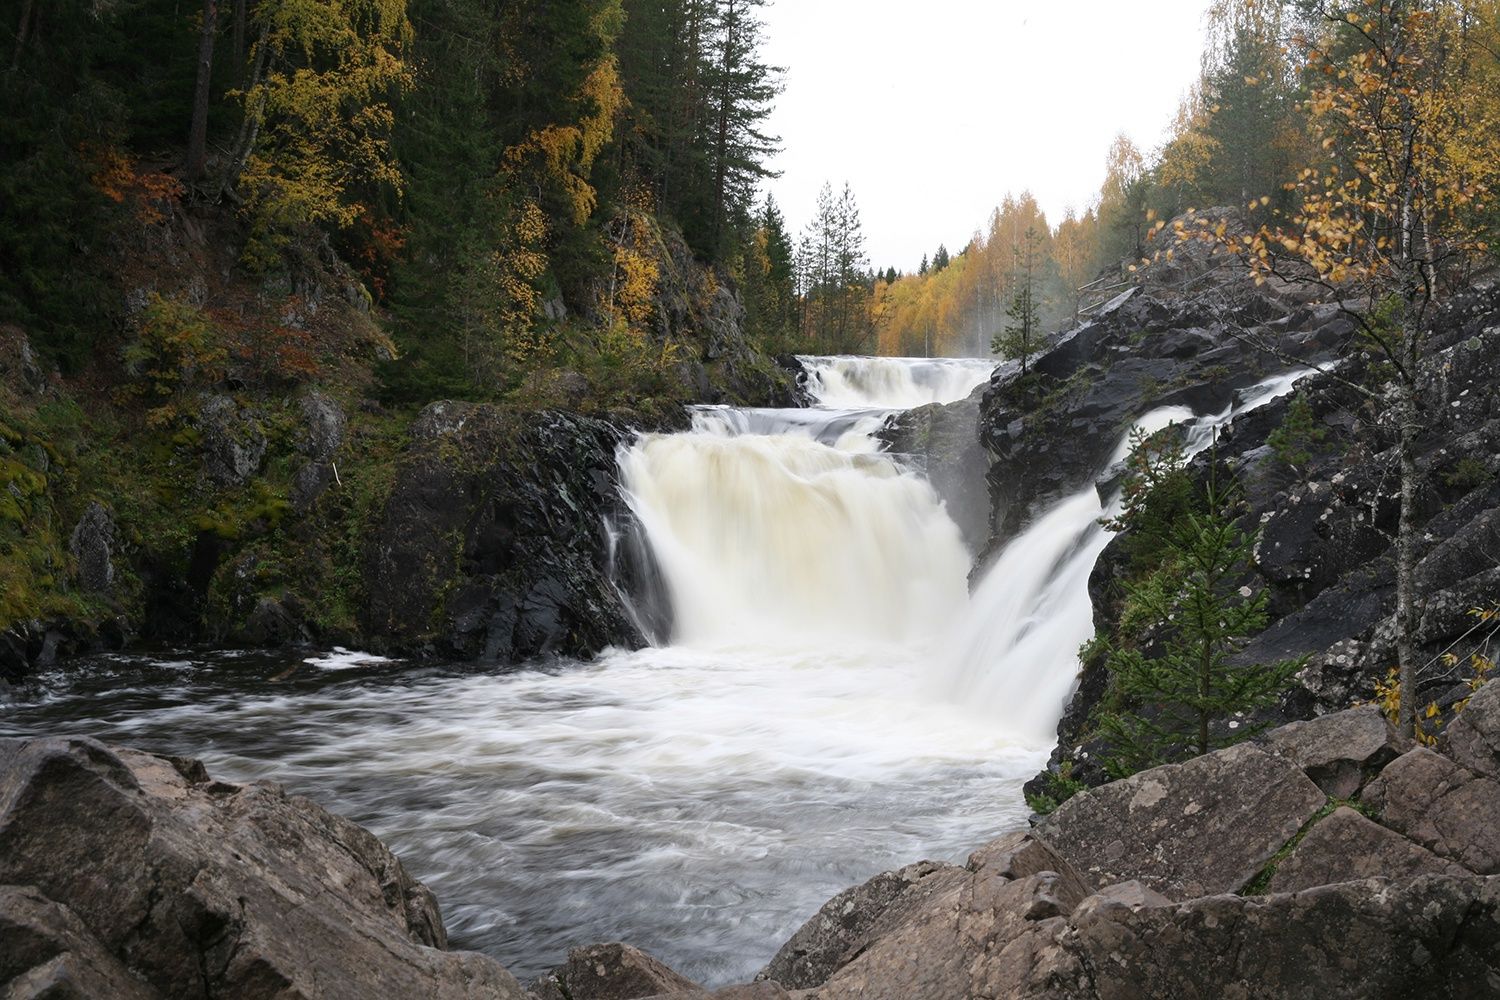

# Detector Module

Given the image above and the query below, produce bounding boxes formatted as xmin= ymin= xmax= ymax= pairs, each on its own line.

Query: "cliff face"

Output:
xmin=962 ymin=261 xmax=1500 ymax=795
xmin=0 ymin=204 xmax=791 ymax=680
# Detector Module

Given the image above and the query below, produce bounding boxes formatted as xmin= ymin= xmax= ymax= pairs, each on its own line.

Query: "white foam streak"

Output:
xmin=799 ymin=355 xmax=995 ymax=409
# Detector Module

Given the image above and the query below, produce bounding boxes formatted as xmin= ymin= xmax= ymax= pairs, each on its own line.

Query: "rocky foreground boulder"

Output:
xmin=6 ymin=694 xmax=1500 ymax=999
xmin=544 ymin=698 xmax=1500 ymax=1000
xmin=0 ymin=735 xmax=526 ymax=999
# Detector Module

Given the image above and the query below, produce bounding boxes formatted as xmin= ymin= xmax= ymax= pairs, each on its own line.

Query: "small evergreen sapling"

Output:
xmin=1098 ymin=465 xmax=1302 ymax=777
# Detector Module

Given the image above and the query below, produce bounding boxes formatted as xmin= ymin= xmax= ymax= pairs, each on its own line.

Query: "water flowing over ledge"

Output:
xmin=0 ymin=358 xmax=1318 ymax=987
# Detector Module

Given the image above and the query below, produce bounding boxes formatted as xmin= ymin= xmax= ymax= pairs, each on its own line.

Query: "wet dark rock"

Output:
xmin=1364 ymin=747 xmax=1500 ymax=875
xmin=878 ymin=390 xmax=991 ymax=553
xmin=1266 ymin=806 xmax=1471 ymax=893
xmin=1036 ymin=743 xmax=1326 ymax=899
xmin=68 ymin=501 xmax=116 ymax=595
xmin=1024 ymin=279 xmax=1500 ymax=793
xmin=364 ymin=406 xmax=643 ymax=662
xmin=1263 ymin=704 xmax=1409 ymax=798
xmin=196 ymin=393 xmax=268 ymax=487
xmin=239 ymin=595 xmax=308 ymax=646
xmin=531 ymin=943 xmax=701 ymax=1000
xmin=0 ymin=736 xmax=526 ymax=999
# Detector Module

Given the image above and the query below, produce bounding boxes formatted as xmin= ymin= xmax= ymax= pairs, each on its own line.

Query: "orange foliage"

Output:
xmin=82 ymin=144 xmax=184 ymax=224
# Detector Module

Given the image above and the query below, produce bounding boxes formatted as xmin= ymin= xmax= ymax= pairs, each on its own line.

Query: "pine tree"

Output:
xmin=1097 ymin=468 xmax=1303 ymax=776
xmin=992 ymin=225 xmax=1043 ymax=374
xmin=932 ymin=243 xmax=950 ymax=272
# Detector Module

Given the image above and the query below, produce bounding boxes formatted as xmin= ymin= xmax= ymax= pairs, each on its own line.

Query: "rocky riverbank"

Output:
xmin=6 ymin=684 xmax=1497 ymax=997
xmin=949 ymin=258 xmax=1500 ymax=798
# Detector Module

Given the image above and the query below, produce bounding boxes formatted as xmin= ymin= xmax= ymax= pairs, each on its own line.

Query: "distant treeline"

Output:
xmin=1 ymin=0 xmax=787 ymax=398
xmin=867 ymin=0 xmax=1500 ymax=358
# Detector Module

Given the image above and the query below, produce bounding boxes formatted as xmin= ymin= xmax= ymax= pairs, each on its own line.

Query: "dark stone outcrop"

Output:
xmin=68 ymin=501 xmax=117 ymax=595
xmin=879 ymin=389 xmax=993 ymax=553
xmin=289 ymin=389 xmax=347 ymax=513
xmin=195 ymin=393 xmax=268 ymax=487
xmin=531 ymin=943 xmax=702 ymax=1000
xmin=1016 ymin=272 xmax=1500 ymax=797
xmin=1035 ymin=742 xmax=1326 ymax=899
xmin=363 ymin=405 xmax=646 ymax=662
xmin=0 ymin=736 xmax=526 ymax=999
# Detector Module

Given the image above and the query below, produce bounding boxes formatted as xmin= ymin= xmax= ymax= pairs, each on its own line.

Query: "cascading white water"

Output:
xmin=2 ymin=357 xmax=1325 ymax=988
xmin=618 ymin=431 xmax=971 ymax=647
xmin=945 ymin=368 xmax=1324 ymax=741
xmin=797 ymin=355 xmax=996 ymax=409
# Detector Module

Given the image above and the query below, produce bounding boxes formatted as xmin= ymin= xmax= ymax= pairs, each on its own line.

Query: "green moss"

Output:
xmin=1239 ymin=797 xmax=1374 ymax=895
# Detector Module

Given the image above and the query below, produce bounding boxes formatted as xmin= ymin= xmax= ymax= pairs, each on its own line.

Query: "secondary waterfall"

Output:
xmin=0 ymin=357 xmax=1319 ymax=987
xmin=945 ymin=369 xmax=1321 ymax=740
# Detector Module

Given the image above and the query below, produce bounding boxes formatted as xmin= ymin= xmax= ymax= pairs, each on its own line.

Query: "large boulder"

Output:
xmin=1035 ymin=743 xmax=1326 ymax=899
xmin=1364 ymin=747 xmax=1500 ymax=875
xmin=753 ymin=835 xmax=1090 ymax=999
xmin=1446 ymin=680 xmax=1500 ymax=781
xmin=0 ymin=736 xmax=526 ymax=999
xmin=196 ymin=393 xmax=268 ymax=487
xmin=0 ymin=885 xmax=157 ymax=999
xmin=1263 ymin=705 xmax=1409 ymax=798
xmin=640 ymin=986 xmax=789 ymax=1000
xmin=803 ymin=870 xmax=1085 ymax=1000
xmin=1266 ymin=806 xmax=1471 ymax=893
xmin=289 ymin=389 xmax=347 ymax=512
xmin=1061 ymin=875 xmax=1500 ymax=1000
xmin=530 ymin=943 xmax=701 ymax=1000
xmin=756 ymin=860 xmax=966 ymax=990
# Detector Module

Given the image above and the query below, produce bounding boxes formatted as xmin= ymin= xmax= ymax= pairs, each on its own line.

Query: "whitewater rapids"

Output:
xmin=0 ymin=356 xmax=1316 ymax=985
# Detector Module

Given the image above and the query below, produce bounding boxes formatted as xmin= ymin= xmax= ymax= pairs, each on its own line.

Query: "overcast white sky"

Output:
xmin=758 ymin=0 xmax=1216 ymax=272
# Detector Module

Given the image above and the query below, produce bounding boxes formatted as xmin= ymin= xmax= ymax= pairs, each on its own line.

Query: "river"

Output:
xmin=0 ymin=355 xmax=1311 ymax=985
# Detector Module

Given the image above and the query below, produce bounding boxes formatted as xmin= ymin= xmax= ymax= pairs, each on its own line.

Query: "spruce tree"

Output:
xmin=1097 ymin=467 xmax=1303 ymax=776
xmin=992 ymin=225 xmax=1043 ymax=374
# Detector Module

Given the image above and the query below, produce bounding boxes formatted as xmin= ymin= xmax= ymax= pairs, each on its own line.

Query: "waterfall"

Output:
xmin=4 ymin=356 xmax=1328 ymax=987
xmin=946 ymin=368 xmax=1323 ymax=740
xmin=797 ymin=355 xmax=996 ymax=409
xmin=617 ymin=359 xmax=983 ymax=649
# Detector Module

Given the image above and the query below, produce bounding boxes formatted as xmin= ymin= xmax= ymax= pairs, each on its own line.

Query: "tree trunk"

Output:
xmin=1394 ymin=376 xmax=1422 ymax=736
xmin=11 ymin=0 xmax=35 ymax=70
xmin=231 ymin=0 xmax=247 ymax=85
xmin=187 ymin=0 xmax=218 ymax=180
xmin=222 ymin=21 xmax=271 ymax=194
